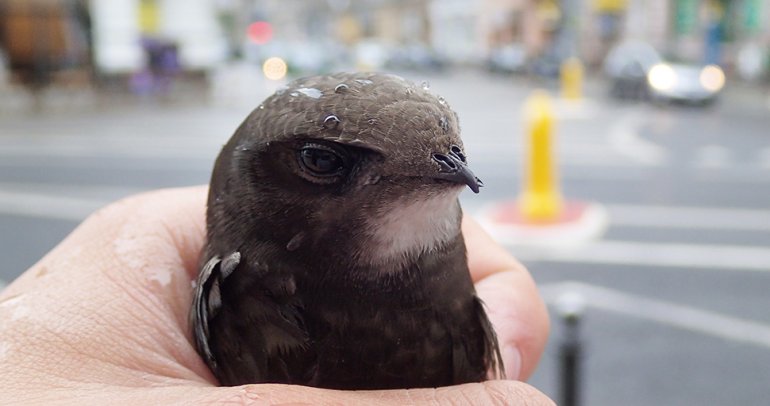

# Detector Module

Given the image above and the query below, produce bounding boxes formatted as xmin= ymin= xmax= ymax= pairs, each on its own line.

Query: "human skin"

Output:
xmin=0 ymin=186 xmax=552 ymax=405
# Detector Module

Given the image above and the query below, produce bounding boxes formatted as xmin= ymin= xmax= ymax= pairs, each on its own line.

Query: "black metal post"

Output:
xmin=557 ymin=292 xmax=585 ymax=406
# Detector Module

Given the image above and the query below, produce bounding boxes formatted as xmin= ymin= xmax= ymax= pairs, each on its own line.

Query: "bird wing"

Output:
xmin=191 ymin=252 xmax=315 ymax=386
xmin=191 ymin=253 xmax=241 ymax=372
xmin=474 ymin=295 xmax=506 ymax=380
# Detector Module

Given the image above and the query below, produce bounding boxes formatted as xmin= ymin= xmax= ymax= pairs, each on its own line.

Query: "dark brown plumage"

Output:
xmin=191 ymin=72 xmax=503 ymax=389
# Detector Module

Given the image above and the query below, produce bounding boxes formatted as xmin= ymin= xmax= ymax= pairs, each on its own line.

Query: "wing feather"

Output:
xmin=190 ymin=252 xmax=315 ymax=386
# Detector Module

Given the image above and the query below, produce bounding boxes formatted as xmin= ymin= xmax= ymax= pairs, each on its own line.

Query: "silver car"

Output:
xmin=604 ymin=41 xmax=725 ymax=105
xmin=646 ymin=62 xmax=725 ymax=104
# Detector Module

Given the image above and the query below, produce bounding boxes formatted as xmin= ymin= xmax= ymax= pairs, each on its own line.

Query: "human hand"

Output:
xmin=0 ymin=186 xmax=551 ymax=405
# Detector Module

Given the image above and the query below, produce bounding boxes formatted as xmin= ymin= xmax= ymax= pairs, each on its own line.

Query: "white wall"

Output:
xmin=90 ymin=0 xmax=144 ymax=73
xmin=159 ymin=0 xmax=228 ymax=69
xmin=90 ymin=0 xmax=227 ymax=73
xmin=430 ymin=0 xmax=483 ymax=63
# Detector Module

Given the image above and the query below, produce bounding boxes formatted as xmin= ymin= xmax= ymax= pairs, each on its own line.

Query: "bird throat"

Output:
xmin=362 ymin=190 xmax=462 ymax=272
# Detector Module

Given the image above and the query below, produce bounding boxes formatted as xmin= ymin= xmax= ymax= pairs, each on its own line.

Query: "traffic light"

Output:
xmin=247 ymin=21 xmax=273 ymax=45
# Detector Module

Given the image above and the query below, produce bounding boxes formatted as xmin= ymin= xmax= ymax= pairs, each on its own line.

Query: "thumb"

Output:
xmin=476 ymin=270 xmax=550 ymax=381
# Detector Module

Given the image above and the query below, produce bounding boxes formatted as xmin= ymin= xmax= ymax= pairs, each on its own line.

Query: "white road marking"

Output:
xmin=513 ymin=240 xmax=770 ymax=272
xmin=550 ymin=98 xmax=602 ymax=120
xmin=541 ymin=281 xmax=770 ymax=350
xmin=0 ymin=182 xmax=141 ymax=199
xmin=466 ymin=107 xmax=669 ymax=167
xmin=691 ymin=168 xmax=770 ymax=183
xmin=607 ymin=110 xmax=669 ymax=166
xmin=607 ymin=204 xmax=770 ymax=231
xmin=0 ymin=137 xmax=221 ymax=160
xmin=693 ymin=144 xmax=731 ymax=168
xmin=466 ymin=141 xmax=646 ymax=168
xmin=0 ymin=155 xmax=210 ymax=171
xmin=0 ymin=190 xmax=111 ymax=221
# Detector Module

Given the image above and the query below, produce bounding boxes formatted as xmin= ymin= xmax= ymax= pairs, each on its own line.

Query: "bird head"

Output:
xmin=207 ymin=72 xmax=482 ymax=272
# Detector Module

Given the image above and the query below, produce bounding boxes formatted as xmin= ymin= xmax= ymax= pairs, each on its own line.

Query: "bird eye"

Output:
xmin=298 ymin=145 xmax=346 ymax=177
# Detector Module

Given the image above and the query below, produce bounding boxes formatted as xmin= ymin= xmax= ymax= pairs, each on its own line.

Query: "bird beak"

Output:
xmin=431 ymin=150 xmax=484 ymax=193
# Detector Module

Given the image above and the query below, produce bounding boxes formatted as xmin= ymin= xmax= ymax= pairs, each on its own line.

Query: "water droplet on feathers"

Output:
xmin=297 ymin=88 xmax=323 ymax=98
xmin=323 ymin=115 xmax=341 ymax=129
xmin=439 ymin=116 xmax=449 ymax=132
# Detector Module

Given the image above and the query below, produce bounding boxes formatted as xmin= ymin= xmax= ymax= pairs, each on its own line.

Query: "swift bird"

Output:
xmin=191 ymin=72 xmax=503 ymax=389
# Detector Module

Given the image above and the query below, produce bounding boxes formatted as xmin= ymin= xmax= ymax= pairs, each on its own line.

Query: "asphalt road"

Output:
xmin=1 ymin=69 xmax=769 ymax=405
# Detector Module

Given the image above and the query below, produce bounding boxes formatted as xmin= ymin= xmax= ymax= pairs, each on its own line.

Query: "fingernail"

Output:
xmin=503 ymin=344 xmax=522 ymax=380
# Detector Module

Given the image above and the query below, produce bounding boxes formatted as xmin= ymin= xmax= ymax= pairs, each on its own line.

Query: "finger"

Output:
xmin=476 ymin=271 xmax=549 ymax=381
xmin=3 ymin=186 xmax=208 ymax=297
xmin=462 ymin=216 xmax=550 ymax=381
xmin=462 ymin=215 xmax=528 ymax=282
xmin=59 ymin=185 xmax=208 ymax=281
xmin=32 ymin=381 xmax=554 ymax=405
xmin=3 ymin=186 xmax=209 ymax=335
xmin=0 ymin=186 xmax=213 ymax=383
xmin=206 ymin=382 xmax=554 ymax=405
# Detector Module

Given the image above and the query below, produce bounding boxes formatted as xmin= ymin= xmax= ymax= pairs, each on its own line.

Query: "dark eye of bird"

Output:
xmin=299 ymin=145 xmax=345 ymax=176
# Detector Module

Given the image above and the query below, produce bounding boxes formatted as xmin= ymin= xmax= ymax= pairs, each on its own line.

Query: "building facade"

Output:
xmin=473 ymin=0 xmax=770 ymax=77
xmin=6 ymin=0 xmax=766 ymax=81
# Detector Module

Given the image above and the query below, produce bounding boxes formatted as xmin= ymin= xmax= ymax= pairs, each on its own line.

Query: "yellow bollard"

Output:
xmin=561 ymin=57 xmax=584 ymax=100
xmin=519 ymin=90 xmax=564 ymax=221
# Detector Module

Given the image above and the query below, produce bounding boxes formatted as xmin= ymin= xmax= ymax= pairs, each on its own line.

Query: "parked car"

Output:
xmin=603 ymin=40 xmax=661 ymax=100
xmin=603 ymin=41 xmax=725 ymax=105
xmin=646 ymin=62 xmax=725 ymax=105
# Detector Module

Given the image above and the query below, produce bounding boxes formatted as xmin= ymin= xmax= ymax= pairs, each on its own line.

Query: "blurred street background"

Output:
xmin=2 ymin=0 xmax=770 ymax=405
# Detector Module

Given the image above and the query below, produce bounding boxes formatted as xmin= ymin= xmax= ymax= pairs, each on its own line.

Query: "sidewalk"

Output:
xmin=0 ymin=72 xmax=213 ymax=116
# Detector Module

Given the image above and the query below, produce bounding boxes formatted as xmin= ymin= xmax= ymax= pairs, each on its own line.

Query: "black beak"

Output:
xmin=431 ymin=146 xmax=483 ymax=194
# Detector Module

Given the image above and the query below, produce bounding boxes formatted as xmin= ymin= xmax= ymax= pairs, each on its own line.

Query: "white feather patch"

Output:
xmin=363 ymin=190 xmax=462 ymax=269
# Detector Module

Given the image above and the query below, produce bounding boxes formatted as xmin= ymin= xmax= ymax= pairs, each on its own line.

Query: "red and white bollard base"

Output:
xmin=476 ymin=200 xmax=608 ymax=248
